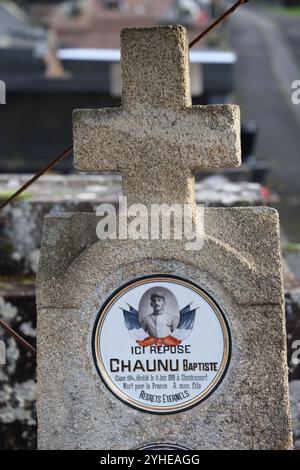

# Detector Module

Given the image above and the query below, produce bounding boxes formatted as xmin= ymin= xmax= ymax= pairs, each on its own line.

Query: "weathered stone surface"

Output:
xmin=37 ymin=208 xmax=284 ymax=309
xmin=0 ymin=174 xmax=269 ymax=276
xmin=73 ymin=26 xmax=241 ymax=207
xmin=37 ymin=208 xmax=292 ymax=449
xmin=39 ymin=295 xmax=290 ymax=450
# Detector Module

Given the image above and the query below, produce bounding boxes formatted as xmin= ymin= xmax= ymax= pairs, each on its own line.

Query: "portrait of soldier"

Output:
xmin=139 ymin=287 xmax=179 ymax=339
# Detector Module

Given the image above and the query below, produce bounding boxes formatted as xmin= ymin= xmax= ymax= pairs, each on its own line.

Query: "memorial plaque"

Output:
xmin=93 ymin=275 xmax=230 ymax=413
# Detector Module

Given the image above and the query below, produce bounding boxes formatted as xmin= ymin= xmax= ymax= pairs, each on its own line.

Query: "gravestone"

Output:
xmin=36 ymin=26 xmax=293 ymax=450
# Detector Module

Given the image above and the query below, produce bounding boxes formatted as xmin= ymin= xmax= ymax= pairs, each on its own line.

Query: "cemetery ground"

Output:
xmin=0 ymin=5 xmax=300 ymax=451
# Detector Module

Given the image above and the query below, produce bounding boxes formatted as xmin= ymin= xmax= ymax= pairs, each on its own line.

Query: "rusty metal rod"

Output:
xmin=0 ymin=318 xmax=37 ymax=355
xmin=0 ymin=144 xmax=73 ymax=211
xmin=189 ymin=0 xmax=249 ymax=49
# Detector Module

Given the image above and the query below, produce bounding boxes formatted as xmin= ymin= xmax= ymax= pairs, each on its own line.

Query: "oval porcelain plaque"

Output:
xmin=93 ymin=275 xmax=231 ymax=414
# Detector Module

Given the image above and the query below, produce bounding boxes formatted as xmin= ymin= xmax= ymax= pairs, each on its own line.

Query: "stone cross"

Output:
xmin=37 ymin=25 xmax=292 ymax=450
xmin=74 ymin=26 xmax=241 ymax=207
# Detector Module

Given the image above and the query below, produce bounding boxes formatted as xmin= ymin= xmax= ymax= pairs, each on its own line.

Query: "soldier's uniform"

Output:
xmin=141 ymin=310 xmax=178 ymax=338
